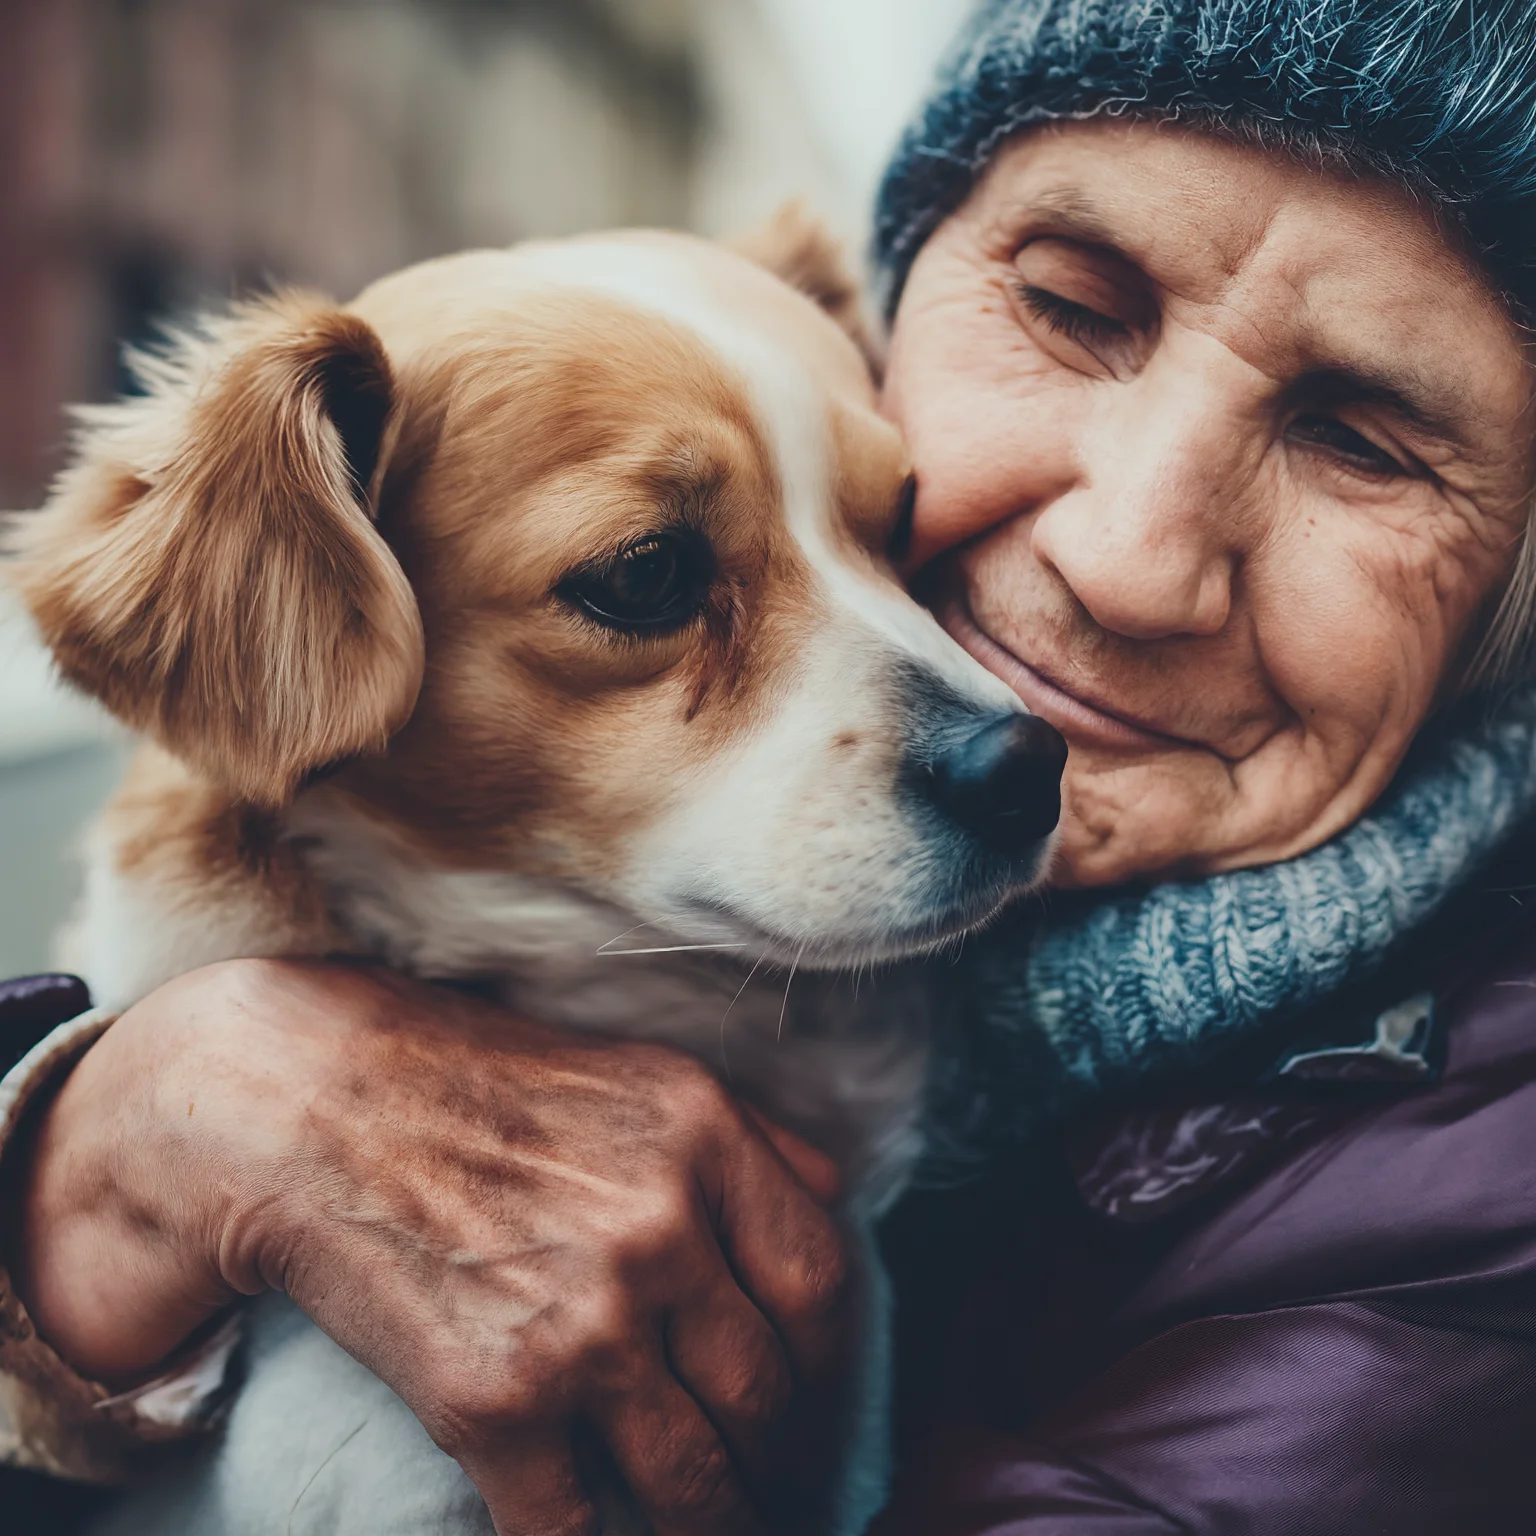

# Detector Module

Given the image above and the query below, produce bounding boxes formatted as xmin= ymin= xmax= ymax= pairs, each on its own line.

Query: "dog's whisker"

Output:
xmin=595 ymin=918 xmax=671 ymax=953
xmin=777 ymin=942 xmax=806 ymax=1043
xmin=597 ymin=941 xmax=749 ymax=957
xmin=720 ymin=953 xmax=766 ymax=1082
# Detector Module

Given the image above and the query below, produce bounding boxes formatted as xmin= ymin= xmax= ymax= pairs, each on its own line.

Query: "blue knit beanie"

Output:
xmin=874 ymin=0 xmax=1536 ymax=315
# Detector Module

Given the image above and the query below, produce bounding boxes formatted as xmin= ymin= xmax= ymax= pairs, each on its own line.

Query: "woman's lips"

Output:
xmin=939 ymin=592 xmax=1208 ymax=755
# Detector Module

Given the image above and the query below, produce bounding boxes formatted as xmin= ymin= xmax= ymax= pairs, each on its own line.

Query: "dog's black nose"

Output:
xmin=924 ymin=712 xmax=1067 ymax=855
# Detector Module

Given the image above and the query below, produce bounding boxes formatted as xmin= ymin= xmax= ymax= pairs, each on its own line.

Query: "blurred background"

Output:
xmin=0 ymin=0 xmax=971 ymax=977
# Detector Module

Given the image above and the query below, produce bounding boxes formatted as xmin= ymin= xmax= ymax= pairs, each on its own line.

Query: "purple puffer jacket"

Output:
xmin=875 ymin=914 xmax=1536 ymax=1534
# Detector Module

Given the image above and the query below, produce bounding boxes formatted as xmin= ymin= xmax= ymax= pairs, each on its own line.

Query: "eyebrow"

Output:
xmin=1015 ymin=187 xmax=1126 ymax=250
xmin=1286 ymin=365 xmax=1471 ymax=446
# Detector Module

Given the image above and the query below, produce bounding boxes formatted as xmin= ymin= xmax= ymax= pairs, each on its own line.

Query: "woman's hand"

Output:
xmin=9 ymin=960 xmax=855 ymax=1535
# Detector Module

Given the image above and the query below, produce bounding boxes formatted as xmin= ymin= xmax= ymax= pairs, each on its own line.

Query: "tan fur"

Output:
xmin=831 ymin=399 xmax=914 ymax=559
xmin=13 ymin=294 xmax=424 ymax=810
xmin=101 ymin=744 xmax=338 ymax=957
xmin=729 ymin=200 xmax=882 ymax=372
xmin=17 ymin=233 xmax=907 ymax=888
xmin=330 ymin=284 xmax=822 ymax=872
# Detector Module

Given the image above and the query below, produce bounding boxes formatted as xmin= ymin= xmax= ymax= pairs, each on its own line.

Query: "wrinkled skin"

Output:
xmin=887 ymin=120 xmax=1536 ymax=885
xmin=12 ymin=120 xmax=1536 ymax=1535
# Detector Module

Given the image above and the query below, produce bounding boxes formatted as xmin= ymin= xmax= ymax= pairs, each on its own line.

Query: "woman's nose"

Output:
xmin=1031 ymin=392 xmax=1246 ymax=643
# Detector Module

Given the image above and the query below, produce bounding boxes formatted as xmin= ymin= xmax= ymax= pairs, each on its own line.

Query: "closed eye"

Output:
xmin=1015 ymin=285 xmax=1130 ymax=348
xmin=1286 ymin=414 xmax=1417 ymax=479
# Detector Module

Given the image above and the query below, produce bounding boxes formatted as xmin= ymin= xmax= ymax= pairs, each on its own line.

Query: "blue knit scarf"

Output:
xmin=939 ymin=685 xmax=1536 ymax=1151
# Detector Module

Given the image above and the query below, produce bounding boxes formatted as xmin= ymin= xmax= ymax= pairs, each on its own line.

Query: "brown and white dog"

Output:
xmin=10 ymin=212 xmax=1063 ymax=1535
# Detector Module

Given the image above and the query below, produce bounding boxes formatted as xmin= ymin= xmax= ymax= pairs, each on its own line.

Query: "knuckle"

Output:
xmin=568 ymin=1290 xmax=641 ymax=1381
xmin=419 ymin=1397 xmax=493 ymax=1459
xmin=416 ymin=1357 xmax=477 ymax=1427
xmin=659 ymin=1053 xmax=732 ymax=1131
xmin=785 ymin=1230 xmax=851 ymax=1320
xmin=611 ymin=1182 xmax=697 ymax=1270
xmin=715 ymin=1351 xmax=790 ymax=1427
xmin=612 ymin=1045 xmax=733 ymax=1150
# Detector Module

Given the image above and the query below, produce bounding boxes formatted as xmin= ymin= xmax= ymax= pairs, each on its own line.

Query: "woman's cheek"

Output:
xmin=1241 ymin=513 xmax=1454 ymax=851
xmin=1051 ymin=517 xmax=1442 ymax=888
xmin=889 ymin=258 xmax=1096 ymax=566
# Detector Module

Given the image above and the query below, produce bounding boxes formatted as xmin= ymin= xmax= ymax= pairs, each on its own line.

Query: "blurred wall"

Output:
xmin=0 ymin=0 xmax=969 ymax=975
xmin=0 ymin=0 xmax=701 ymax=509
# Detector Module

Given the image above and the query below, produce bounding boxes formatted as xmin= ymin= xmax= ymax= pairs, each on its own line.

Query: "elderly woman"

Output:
xmin=6 ymin=0 xmax=1536 ymax=1531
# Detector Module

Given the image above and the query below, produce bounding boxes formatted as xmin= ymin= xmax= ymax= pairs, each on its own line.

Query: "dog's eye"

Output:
xmin=558 ymin=532 xmax=713 ymax=633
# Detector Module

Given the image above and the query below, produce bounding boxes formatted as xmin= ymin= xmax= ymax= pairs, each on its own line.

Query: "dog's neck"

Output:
xmin=290 ymin=787 xmax=745 ymax=1020
xmin=286 ymin=788 xmax=933 ymax=1206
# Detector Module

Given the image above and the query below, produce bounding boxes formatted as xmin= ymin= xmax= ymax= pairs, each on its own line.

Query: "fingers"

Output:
xmin=663 ymin=1270 xmax=794 ymax=1498
xmin=592 ymin=1350 xmax=768 ymax=1536
xmin=458 ymin=1428 xmax=598 ymax=1536
xmin=713 ymin=1121 xmax=856 ymax=1392
xmin=740 ymin=1105 xmax=842 ymax=1205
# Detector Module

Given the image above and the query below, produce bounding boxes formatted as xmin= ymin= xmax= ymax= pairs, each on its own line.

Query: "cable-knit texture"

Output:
xmin=873 ymin=0 xmax=1536 ymax=313
xmin=933 ymin=687 xmax=1536 ymax=1155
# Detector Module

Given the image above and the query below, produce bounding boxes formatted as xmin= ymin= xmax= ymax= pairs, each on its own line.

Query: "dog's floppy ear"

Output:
xmin=730 ymin=201 xmax=881 ymax=370
xmin=12 ymin=291 xmax=424 ymax=809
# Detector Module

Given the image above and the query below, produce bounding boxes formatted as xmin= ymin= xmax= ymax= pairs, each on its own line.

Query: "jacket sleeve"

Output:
xmin=881 ymin=1301 xmax=1536 ymax=1535
xmin=0 ymin=978 xmax=240 ymax=1483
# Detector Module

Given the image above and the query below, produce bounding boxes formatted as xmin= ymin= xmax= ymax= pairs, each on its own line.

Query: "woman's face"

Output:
xmin=886 ymin=121 xmax=1536 ymax=887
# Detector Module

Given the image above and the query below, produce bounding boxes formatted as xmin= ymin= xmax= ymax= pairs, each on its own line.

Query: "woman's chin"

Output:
xmin=1047 ymin=764 xmax=1249 ymax=888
